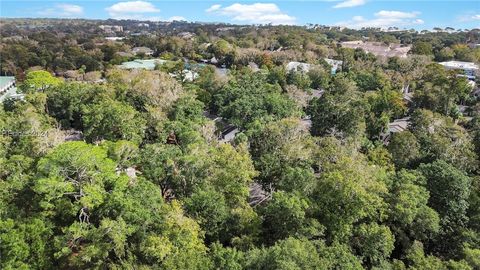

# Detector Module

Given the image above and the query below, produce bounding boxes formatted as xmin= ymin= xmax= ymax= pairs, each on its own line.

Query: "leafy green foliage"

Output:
xmin=20 ymin=70 xmax=61 ymax=93
xmin=214 ymin=72 xmax=300 ymax=129
xmin=413 ymin=64 xmax=472 ymax=116
xmin=1 ymin=23 xmax=480 ymax=269
xmin=410 ymin=109 xmax=478 ymax=173
xmin=260 ymin=191 xmax=321 ymax=244
xmin=249 ymin=118 xmax=316 ymax=193
xmin=82 ymin=98 xmax=147 ymax=143
xmin=352 ymin=223 xmax=395 ymax=266
xmin=388 ymin=131 xmax=421 ymax=169
xmin=308 ymin=75 xmax=366 ymax=139
xmin=388 ymin=170 xmax=440 ymax=251
xmin=418 ymin=160 xmax=473 ymax=258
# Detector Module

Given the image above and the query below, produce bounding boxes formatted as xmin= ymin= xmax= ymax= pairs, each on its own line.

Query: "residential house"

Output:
xmin=286 ymin=61 xmax=312 ymax=73
xmin=99 ymin=25 xmax=123 ymax=33
xmin=204 ymin=111 xmax=239 ymax=143
xmin=388 ymin=117 xmax=410 ymax=133
xmin=324 ymin=58 xmax=343 ymax=74
xmin=287 ymin=59 xmax=343 ymax=75
xmin=132 ymin=46 xmax=154 ymax=56
xmin=169 ymin=69 xmax=199 ymax=82
xmin=381 ymin=117 xmax=411 ymax=144
xmin=219 ymin=125 xmax=239 ymax=143
xmin=178 ymin=32 xmax=195 ymax=39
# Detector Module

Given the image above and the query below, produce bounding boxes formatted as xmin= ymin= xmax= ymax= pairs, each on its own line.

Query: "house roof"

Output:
xmin=221 ymin=125 xmax=238 ymax=137
xmin=403 ymin=92 xmax=413 ymax=103
xmin=324 ymin=58 xmax=343 ymax=67
xmin=132 ymin=47 xmax=153 ymax=53
xmin=388 ymin=117 xmax=410 ymax=133
xmin=439 ymin=61 xmax=479 ymax=71
xmin=0 ymin=76 xmax=15 ymax=90
xmin=118 ymin=59 xmax=167 ymax=70
xmin=286 ymin=61 xmax=312 ymax=72
xmin=105 ymin=37 xmax=125 ymax=41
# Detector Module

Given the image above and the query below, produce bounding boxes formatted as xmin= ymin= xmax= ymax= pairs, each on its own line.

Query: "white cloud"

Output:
xmin=374 ymin=10 xmax=419 ymax=19
xmin=106 ymin=1 xmax=159 ymax=13
xmin=38 ymin=4 xmax=83 ymax=17
xmin=114 ymin=14 xmax=162 ymax=21
xmin=336 ymin=10 xmax=424 ymax=29
xmin=206 ymin=4 xmax=222 ymax=13
xmin=457 ymin=13 xmax=480 ymax=23
xmin=58 ymin=4 xmax=83 ymax=15
xmin=333 ymin=0 xmax=366 ymax=9
xmin=106 ymin=1 xmax=160 ymax=20
xmin=206 ymin=3 xmax=296 ymax=25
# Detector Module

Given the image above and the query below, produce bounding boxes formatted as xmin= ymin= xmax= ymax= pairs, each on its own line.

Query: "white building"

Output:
xmin=99 ymin=25 xmax=123 ymax=33
xmin=324 ymin=58 xmax=343 ymax=74
xmin=169 ymin=70 xmax=199 ymax=82
xmin=178 ymin=32 xmax=195 ymax=39
xmin=439 ymin=61 xmax=479 ymax=80
xmin=286 ymin=61 xmax=312 ymax=73
xmin=287 ymin=59 xmax=343 ymax=74
xmin=105 ymin=37 xmax=125 ymax=41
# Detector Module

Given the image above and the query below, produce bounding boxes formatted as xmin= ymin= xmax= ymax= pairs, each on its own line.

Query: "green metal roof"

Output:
xmin=118 ymin=59 xmax=168 ymax=70
xmin=0 ymin=76 xmax=15 ymax=90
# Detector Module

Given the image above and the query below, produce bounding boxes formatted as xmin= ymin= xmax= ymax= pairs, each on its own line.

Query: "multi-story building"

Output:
xmin=439 ymin=61 xmax=479 ymax=81
xmin=99 ymin=25 xmax=123 ymax=33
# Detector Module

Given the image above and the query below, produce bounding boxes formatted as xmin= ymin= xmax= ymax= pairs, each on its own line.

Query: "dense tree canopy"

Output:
xmin=1 ymin=19 xmax=480 ymax=270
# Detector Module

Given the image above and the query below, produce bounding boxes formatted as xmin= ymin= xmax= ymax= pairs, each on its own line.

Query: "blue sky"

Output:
xmin=1 ymin=1 xmax=479 ymax=30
